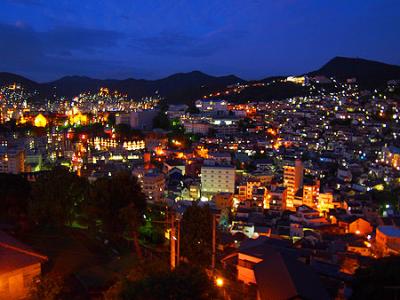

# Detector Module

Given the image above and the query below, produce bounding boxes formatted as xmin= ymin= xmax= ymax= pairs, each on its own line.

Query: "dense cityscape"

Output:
xmin=1 ymin=1 xmax=400 ymax=300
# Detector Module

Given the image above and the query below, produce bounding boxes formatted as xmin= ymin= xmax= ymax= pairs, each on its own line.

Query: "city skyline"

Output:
xmin=1 ymin=0 xmax=400 ymax=81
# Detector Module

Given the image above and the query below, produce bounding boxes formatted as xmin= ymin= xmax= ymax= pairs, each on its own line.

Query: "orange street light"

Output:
xmin=215 ymin=277 xmax=224 ymax=287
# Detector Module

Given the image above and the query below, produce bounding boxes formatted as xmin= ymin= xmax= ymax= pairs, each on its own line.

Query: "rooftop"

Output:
xmin=0 ymin=230 xmax=47 ymax=275
xmin=378 ymin=226 xmax=400 ymax=238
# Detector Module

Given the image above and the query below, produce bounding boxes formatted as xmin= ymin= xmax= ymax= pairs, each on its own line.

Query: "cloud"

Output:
xmin=133 ymin=29 xmax=245 ymax=57
xmin=0 ymin=22 xmax=128 ymax=80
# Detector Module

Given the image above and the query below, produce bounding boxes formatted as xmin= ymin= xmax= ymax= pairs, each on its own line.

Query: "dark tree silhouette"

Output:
xmin=86 ymin=172 xmax=146 ymax=257
xmin=181 ymin=203 xmax=213 ymax=266
xmin=351 ymin=256 xmax=400 ymax=300
xmin=29 ymin=167 xmax=88 ymax=227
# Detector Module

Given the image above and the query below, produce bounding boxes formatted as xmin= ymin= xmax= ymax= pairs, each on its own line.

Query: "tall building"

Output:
xmin=116 ymin=109 xmax=159 ymax=130
xmin=302 ymin=179 xmax=320 ymax=208
xmin=0 ymin=149 xmax=25 ymax=174
xmin=268 ymin=186 xmax=287 ymax=212
xmin=133 ymin=168 xmax=165 ymax=203
xmin=201 ymin=165 xmax=235 ymax=199
xmin=317 ymin=192 xmax=335 ymax=213
xmin=129 ymin=110 xmax=159 ymax=130
xmin=142 ymin=172 xmax=165 ymax=203
xmin=283 ymin=159 xmax=303 ymax=210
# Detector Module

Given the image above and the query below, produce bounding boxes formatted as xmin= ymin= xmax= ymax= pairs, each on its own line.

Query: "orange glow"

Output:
xmin=267 ymin=128 xmax=277 ymax=136
xmin=34 ymin=113 xmax=48 ymax=127
xmin=215 ymin=277 xmax=224 ymax=287
xmin=196 ymin=146 xmax=208 ymax=158
xmin=155 ymin=147 xmax=165 ymax=156
xmin=176 ymin=152 xmax=185 ymax=159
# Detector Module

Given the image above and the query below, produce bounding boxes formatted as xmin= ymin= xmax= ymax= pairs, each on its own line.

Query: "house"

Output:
xmin=0 ymin=231 xmax=47 ymax=299
xmin=337 ymin=216 xmax=373 ymax=235
xmin=376 ymin=225 xmax=400 ymax=256
xmin=233 ymin=237 xmax=329 ymax=300
xmin=213 ymin=192 xmax=234 ymax=210
xmin=254 ymin=251 xmax=330 ymax=300
xmin=289 ymin=205 xmax=328 ymax=226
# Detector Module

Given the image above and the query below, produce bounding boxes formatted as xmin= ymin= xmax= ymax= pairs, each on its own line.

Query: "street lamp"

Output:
xmin=215 ymin=277 xmax=224 ymax=288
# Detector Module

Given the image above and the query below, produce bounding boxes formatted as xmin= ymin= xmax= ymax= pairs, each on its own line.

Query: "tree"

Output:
xmin=29 ymin=274 xmax=66 ymax=300
xmin=181 ymin=203 xmax=213 ymax=266
xmin=87 ymin=172 xmax=146 ymax=256
xmin=351 ymin=256 xmax=400 ymax=300
xmin=139 ymin=204 xmax=166 ymax=245
xmin=153 ymin=111 xmax=170 ymax=130
xmin=107 ymin=264 xmax=221 ymax=300
xmin=0 ymin=173 xmax=30 ymax=224
xmin=29 ymin=167 xmax=88 ymax=227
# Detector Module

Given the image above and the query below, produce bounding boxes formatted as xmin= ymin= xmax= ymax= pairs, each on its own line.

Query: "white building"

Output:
xmin=195 ymin=99 xmax=228 ymax=112
xmin=201 ymin=164 xmax=235 ymax=199
xmin=116 ymin=110 xmax=159 ymax=130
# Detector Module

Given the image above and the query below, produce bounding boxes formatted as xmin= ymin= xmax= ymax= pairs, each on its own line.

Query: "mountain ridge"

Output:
xmin=1 ymin=56 xmax=400 ymax=103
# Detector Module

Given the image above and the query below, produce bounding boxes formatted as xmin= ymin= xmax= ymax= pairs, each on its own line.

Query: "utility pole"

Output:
xmin=176 ymin=218 xmax=180 ymax=266
xmin=170 ymin=212 xmax=176 ymax=270
xmin=211 ymin=213 xmax=216 ymax=271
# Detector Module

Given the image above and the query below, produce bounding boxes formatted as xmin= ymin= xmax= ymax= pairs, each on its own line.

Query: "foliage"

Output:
xmin=351 ymin=256 xmax=400 ymax=300
xmin=370 ymin=188 xmax=400 ymax=213
xmin=153 ymin=110 xmax=170 ymax=130
xmin=139 ymin=206 xmax=165 ymax=245
xmin=114 ymin=124 xmax=143 ymax=139
xmin=219 ymin=208 xmax=231 ymax=228
xmin=29 ymin=167 xmax=88 ymax=227
xmin=181 ymin=203 xmax=213 ymax=266
xmin=29 ymin=274 xmax=66 ymax=300
xmin=0 ymin=173 xmax=30 ymax=223
xmin=106 ymin=264 xmax=220 ymax=300
xmin=85 ymin=172 xmax=146 ymax=254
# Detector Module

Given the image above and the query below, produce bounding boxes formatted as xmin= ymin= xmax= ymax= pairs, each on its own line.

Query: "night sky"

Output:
xmin=1 ymin=0 xmax=400 ymax=81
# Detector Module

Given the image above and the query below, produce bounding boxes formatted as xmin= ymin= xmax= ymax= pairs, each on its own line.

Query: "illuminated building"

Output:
xmin=381 ymin=145 xmax=400 ymax=170
xmin=268 ymin=186 xmax=287 ymax=212
xmin=0 ymin=231 xmax=47 ymax=299
xmin=289 ymin=205 xmax=328 ymax=226
xmin=213 ymin=192 xmax=234 ymax=209
xmin=134 ymin=169 xmax=165 ymax=203
xmin=375 ymin=226 xmax=400 ymax=256
xmin=0 ymin=149 xmax=25 ymax=174
xmin=337 ymin=216 xmax=373 ymax=235
xmin=33 ymin=113 xmax=47 ymax=127
xmin=283 ymin=159 xmax=303 ymax=210
xmin=183 ymin=121 xmax=210 ymax=135
xmin=301 ymin=179 xmax=320 ymax=208
xmin=201 ymin=165 xmax=235 ymax=199
xmin=286 ymin=76 xmax=306 ymax=85
xmin=195 ymin=99 xmax=228 ymax=112
xmin=117 ymin=110 xmax=159 ymax=130
xmin=69 ymin=112 xmax=88 ymax=125
xmin=89 ymin=137 xmax=145 ymax=151
xmin=317 ymin=192 xmax=336 ymax=213
xmin=233 ymin=237 xmax=329 ymax=299
xmin=246 ymin=179 xmax=261 ymax=200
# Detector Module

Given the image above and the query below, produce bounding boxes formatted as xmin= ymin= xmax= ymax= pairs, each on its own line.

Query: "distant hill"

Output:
xmin=1 ymin=56 xmax=400 ymax=103
xmin=308 ymin=56 xmax=400 ymax=87
xmin=0 ymin=71 xmax=244 ymax=104
xmin=0 ymin=72 xmax=40 ymax=90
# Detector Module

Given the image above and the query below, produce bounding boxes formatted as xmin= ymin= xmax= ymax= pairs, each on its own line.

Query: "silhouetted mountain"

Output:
xmin=45 ymin=71 xmax=244 ymax=103
xmin=1 ymin=57 xmax=400 ymax=104
xmin=308 ymin=56 xmax=400 ymax=87
xmin=0 ymin=72 xmax=40 ymax=90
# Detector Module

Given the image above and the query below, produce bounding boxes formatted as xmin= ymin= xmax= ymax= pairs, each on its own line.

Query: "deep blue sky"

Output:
xmin=1 ymin=0 xmax=400 ymax=81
